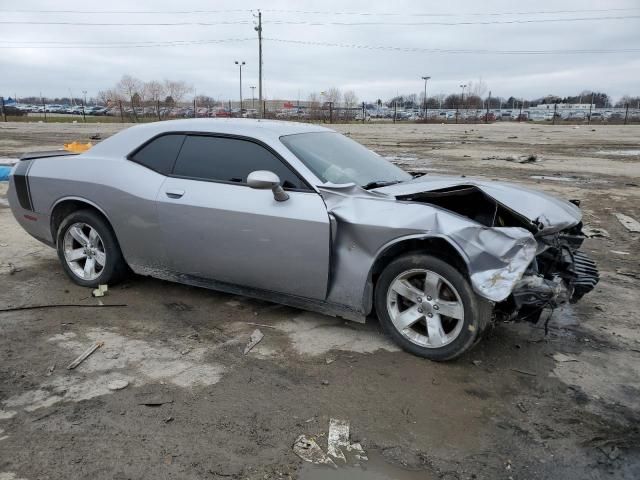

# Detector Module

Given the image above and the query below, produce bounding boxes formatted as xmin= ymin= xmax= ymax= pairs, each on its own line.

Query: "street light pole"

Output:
xmin=250 ymin=86 xmax=256 ymax=109
xmin=421 ymin=76 xmax=430 ymax=120
xmin=459 ymin=84 xmax=467 ymax=122
xmin=234 ymin=61 xmax=245 ymax=113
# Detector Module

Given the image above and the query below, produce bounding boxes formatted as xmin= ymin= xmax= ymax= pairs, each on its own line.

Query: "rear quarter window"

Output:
xmin=130 ymin=134 xmax=186 ymax=175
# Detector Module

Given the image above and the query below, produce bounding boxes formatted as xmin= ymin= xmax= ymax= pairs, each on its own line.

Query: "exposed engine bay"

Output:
xmin=396 ymin=185 xmax=599 ymax=323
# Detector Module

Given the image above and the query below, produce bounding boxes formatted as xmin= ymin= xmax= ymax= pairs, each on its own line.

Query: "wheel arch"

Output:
xmin=50 ymin=197 xmax=114 ymax=246
xmin=364 ymin=234 xmax=471 ymax=316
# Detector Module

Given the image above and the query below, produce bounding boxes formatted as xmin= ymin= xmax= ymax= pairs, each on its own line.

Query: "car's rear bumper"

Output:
xmin=8 ymin=173 xmax=55 ymax=247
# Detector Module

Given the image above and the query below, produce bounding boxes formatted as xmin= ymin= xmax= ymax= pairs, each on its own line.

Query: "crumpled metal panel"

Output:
xmin=319 ymin=184 xmax=538 ymax=310
xmin=376 ymin=176 xmax=582 ymax=234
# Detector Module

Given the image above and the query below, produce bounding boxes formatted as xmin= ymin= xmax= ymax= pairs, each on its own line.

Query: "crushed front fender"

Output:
xmin=318 ymin=184 xmax=537 ymax=313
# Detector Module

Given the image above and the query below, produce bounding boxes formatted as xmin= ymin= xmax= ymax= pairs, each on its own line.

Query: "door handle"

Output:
xmin=165 ymin=189 xmax=185 ymax=199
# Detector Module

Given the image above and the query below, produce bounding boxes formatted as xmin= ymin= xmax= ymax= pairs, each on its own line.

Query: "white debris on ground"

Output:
xmin=0 ymin=473 xmax=29 ymax=480
xmin=0 ymin=428 xmax=8 ymax=441
xmin=582 ymin=226 xmax=610 ymax=238
xmin=553 ymin=353 xmax=579 ymax=363
xmin=243 ymin=329 xmax=264 ymax=355
xmin=92 ymin=284 xmax=108 ymax=297
xmin=293 ymin=418 xmax=368 ymax=468
xmin=293 ymin=435 xmax=337 ymax=468
xmin=327 ymin=418 xmax=349 ymax=462
xmin=614 ymin=213 xmax=640 ymax=233
xmin=0 ymin=410 xmax=17 ymax=420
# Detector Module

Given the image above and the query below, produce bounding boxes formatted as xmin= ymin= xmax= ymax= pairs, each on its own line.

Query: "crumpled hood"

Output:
xmin=375 ymin=175 xmax=582 ymax=234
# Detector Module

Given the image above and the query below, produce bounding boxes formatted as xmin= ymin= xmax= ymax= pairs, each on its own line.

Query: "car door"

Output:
xmin=156 ymin=134 xmax=331 ymax=300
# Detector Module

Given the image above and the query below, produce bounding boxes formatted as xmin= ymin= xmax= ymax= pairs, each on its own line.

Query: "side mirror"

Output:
xmin=247 ymin=170 xmax=289 ymax=202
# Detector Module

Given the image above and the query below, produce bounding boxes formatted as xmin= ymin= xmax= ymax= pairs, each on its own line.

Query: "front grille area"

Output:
xmin=571 ymin=250 xmax=599 ymax=302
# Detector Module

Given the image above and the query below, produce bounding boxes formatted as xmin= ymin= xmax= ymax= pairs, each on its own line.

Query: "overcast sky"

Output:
xmin=1 ymin=0 xmax=639 ymax=103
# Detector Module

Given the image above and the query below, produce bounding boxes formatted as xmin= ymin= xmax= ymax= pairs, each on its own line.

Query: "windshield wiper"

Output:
xmin=361 ymin=180 xmax=402 ymax=190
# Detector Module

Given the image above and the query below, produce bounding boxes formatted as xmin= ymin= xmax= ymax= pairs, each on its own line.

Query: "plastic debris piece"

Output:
xmin=582 ymin=226 xmax=610 ymax=238
xmin=243 ymin=329 xmax=264 ymax=355
xmin=108 ymin=380 xmax=129 ymax=391
xmin=553 ymin=353 xmax=578 ymax=363
xmin=92 ymin=284 xmax=108 ymax=297
xmin=614 ymin=213 xmax=640 ymax=233
xmin=66 ymin=341 xmax=104 ymax=370
xmin=293 ymin=435 xmax=336 ymax=467
xmin=63 ymin=141 xmax=92 ymax=153
xmin=327 ymin=418 xmax=350 ymax=462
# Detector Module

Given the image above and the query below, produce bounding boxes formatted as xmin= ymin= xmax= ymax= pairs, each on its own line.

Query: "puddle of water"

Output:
xmin=298 ymin=451 xmax=435 ymax=480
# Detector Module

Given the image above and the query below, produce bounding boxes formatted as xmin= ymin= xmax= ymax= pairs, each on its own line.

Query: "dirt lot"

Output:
xmin=0 ymin=121 xmax=639 ymax=480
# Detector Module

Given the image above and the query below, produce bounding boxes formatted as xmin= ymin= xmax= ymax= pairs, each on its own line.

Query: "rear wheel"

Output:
xmin=56 ymin=210 xmax=127 ymax=287
xmin=375 ymin=254 xmax=492 ymax=361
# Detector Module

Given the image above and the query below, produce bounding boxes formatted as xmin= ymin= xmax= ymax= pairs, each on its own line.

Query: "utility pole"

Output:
xmin=82 ymin=89 xmax=87 ymax=123
xmin=588 ymin=92 xmax=594 ymax=125
xmin=553 ymin=103 xmax=557 ymax=125
xmin=250 ymin=86 xmax=256 ymax=109
xmin=486 ymin=90 xmax=491 ymax=123
xmin=235 ymin=60 xmax=245 ymax=113
xmin=624 ymin=103 xmax=629 ymax=125
xmin=459 ymin=84 xmax=466 ymax=122
xmin=421 ymin=76 xmax=430 ymax=119
xmin=518 ymin=99 xmax=523 ymax=122
xmin=254 ymin=10 xmax=263 ymax=118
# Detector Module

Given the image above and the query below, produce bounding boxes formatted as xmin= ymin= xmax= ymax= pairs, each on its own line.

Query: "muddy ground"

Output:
xmin=0 ymin=121 xmax=639 ymax=480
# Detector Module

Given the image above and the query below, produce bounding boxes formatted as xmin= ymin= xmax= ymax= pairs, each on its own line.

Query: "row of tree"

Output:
xmin=13 ymin=76 xmax=640 ymax=112
xmin=96 ymin=75 xmax=193 ymax=118
xmin=376 ymin=89 xmax=636 ymax=111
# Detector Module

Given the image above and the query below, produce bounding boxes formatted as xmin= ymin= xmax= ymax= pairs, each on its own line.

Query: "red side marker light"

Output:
xmin=24 ymin=214 xmax=38 ymax=221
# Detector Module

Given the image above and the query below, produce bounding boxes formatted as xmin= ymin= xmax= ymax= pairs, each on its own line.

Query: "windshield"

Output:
xmin=280 ymin=132 xmax=412 ymax=187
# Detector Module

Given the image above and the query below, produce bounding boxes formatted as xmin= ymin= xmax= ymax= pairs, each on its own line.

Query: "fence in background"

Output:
xmin=1 ymin=97 xmax=639 ymax=125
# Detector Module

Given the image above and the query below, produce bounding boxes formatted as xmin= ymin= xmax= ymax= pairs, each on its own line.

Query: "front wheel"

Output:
xmin=374 ymin=254 xmax=492 ymax=361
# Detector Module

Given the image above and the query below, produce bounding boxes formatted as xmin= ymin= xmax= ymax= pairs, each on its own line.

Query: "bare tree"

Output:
xmin=117 ymin=75 xmax=142 ymax=120
xmin=164 ymin=80 xmax=192 ymax=104
xmin=97 ymin=88 xmax=122 ymax=107
xmin=324 ymin=87 xmax=341 ymax=106
xmin=308 ymin=92 xmax=321 ymax=120
xmin=343 ymin=90 xmax=358 ymax=108
xmin=145 ymin=80 xmax=166 ymax=116
xmin=468 ymin=79 xmax=488 ymax=100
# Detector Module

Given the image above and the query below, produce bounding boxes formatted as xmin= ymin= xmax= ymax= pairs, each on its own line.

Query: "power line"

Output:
xmin=1 ymin=7 xmax=638 ymax=16
xmin=1 ymin=15 xmax=637 ymax=26
xmin=264 ymin=38 xmax=640 ymax=55
xmin=263 ymin=15 xmax=640 ymax=26
xmin=262 ymin=7 xmax=640 ymax=17
xmin=0 ymin=20 xmax=251 ymax=26
xmin=0 ymin=38 xmax=254 ymax=49
xmin=1 ymin=36 xmax=637 ymax=55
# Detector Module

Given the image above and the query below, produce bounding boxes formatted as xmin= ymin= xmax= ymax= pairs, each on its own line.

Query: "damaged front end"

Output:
xmin=505 ymin=222 xmax=599 ymax=323
xmin=392 ymin=181 xmax=599 ymax=323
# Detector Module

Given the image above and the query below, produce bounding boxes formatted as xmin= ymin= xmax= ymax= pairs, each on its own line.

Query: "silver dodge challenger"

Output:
xmin=8 ymin=119 xmax=598 ymax=360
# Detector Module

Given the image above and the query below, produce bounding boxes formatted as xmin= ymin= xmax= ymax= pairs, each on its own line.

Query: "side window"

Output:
xmin=172 ymin=135 xmax=307 ymax=190
xmin=130 ymin=134 xmax=185 ymax=175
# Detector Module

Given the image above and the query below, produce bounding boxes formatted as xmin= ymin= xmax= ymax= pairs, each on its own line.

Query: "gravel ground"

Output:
xmin=0 ymin=121 xmax=639 ymax=480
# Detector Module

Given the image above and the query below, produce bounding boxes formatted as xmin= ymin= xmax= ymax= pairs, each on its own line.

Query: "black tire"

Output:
xmin=374 ymin=253 xmax=493 ymax=361
xmin=56 ymin=209 xmax=128 ymax=288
